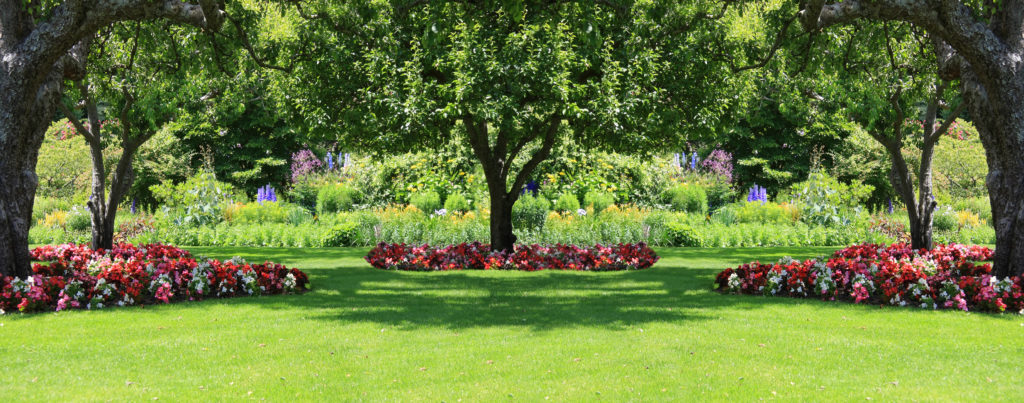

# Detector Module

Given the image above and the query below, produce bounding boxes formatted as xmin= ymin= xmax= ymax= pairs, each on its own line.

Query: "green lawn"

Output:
xmin=2 ymin=246 xmax=1022 ymax=401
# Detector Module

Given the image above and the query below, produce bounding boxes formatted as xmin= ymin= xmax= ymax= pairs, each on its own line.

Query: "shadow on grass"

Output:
xmin=169 ymin=246 xmax=844 ymax=330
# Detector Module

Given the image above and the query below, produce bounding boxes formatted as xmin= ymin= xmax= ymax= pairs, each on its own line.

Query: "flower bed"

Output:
xmin=1 ymin=243 xmax=309 ymax=314
xmin=714 ymin=243 xmax=1024 ymax=313
xmin=365 ymin=242 xmax=659 ymax=271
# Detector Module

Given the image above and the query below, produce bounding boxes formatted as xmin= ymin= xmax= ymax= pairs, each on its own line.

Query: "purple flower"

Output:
xmin=257 ymin=184 xmax=277 ymax=204
xmin=522 ymin=180 xmax=540 ymax=196
xmin=290 ymin=149 xmax=324 ymax=182
xmin=130 ymin=199 xmax=137 ymax=214
xmin=326 ymin=153 xmax=334 ymax=170
xmin=701 ymin=149 xmax=733 ymax=183
xmin=888 ymin=198 xmax=894 ymax=214
xmin=690 ymin=152 xmax=698 ymax=170
xmin=747 ymin=184 xmax=768 ymax=203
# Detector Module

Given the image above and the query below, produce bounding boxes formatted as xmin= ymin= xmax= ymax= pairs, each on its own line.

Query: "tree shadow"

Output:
xmin=176 ymin=246 xmax=842 ymax=330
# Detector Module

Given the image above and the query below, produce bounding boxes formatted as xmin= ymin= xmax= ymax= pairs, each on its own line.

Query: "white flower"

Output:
xmin=433 ymin=208 xmax=448 ymax=217
xmin=576 ymin=209 xmax=587 ymax=216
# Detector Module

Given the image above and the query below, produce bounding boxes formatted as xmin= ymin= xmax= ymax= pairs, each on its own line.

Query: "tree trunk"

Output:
xmin=489 ymin=191 xmax=517 ymax=253
xmin=962 ymin=73 xmax=1024 ymax=277
xmin=887 ymin=146 xmax=933 ymax=250
xmin=0 ymin=75 xmax=60 ymax=278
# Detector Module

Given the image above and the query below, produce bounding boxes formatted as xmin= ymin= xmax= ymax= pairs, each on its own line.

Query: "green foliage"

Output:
xmin=35 ymin=120 xmax=94 ymax=199
xmin=513 ymin=195 xmax=551 ymax=231
xmin=408 ymin=191 xmax=442 ymax=214
xmin=713 ymin=202 xmax=797 ymax=225
xmin=931 ymin=122 xmax=987 ymax=199
xmin=228 ymin=202 xmax=311 ymax=225
xmin=130 ymin=125 xmax=194 ymax=209
xmin=953 ymin=197 xmax=992 ymax=225
xmin=665 ymin=222 xmax=702 ymax=247
xmin=665 ymin=185 xmax=708 ymax=215
xmin=151 ymin=172 xmax=240 ymax=227
xmin=444 ymin=193 xmax=472 ymax=213
xmin=552 ymin=193 xmax=581 ymax=213
xmin=782 ymin=172 xmax=873 ymax=226
xmin=583 ymin=191 xmax=615 ymax=214
xmin=830 ymin=126 xmax=893 ymax=208
xmin=316 ymin=184 xmax=358 ymax=215
xmin=322 ymin=221 xmax=359 ymax=247
xmin=65 ymin=207 xmax=92 ymax=232
xmin=933 ymin=206 xmax=958 ymax=232
xmin=31 ymin=197 xmax=72 ymax=227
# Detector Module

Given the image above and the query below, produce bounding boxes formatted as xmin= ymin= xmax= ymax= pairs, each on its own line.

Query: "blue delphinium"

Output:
xmin=522 ymin=180 xmax=540 ymax=196
xmin=326 ymin=153 xmax=334 ymax=170
xmin=257 ymin=184 xmax=277 ymax=204
xmin=690 ymin=152 xmax=698 ymax=170
xmin=130 ymin=198 xmax=137 ymax=214
xmin=747 ymin=185 xmax=768 ymax=203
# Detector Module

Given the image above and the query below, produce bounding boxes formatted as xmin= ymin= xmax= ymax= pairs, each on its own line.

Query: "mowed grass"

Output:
xmin=2 ymin=246 xmax=1023 ymax=401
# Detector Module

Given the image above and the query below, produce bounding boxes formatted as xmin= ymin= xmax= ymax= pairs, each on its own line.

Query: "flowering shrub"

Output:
xmin=713 ymin=243 xmax=1024 ymax=313
xmin=0 ymin=243 xmax=309 ymax=314
xmin=366 ymin=242 xmax=659 ymax=271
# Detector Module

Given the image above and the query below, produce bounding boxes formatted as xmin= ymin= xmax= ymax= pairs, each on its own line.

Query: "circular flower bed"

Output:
xmin=1 ymin=243 xmax=309 ymax=314
xmin=714 ymin=243 xmax=1023 ymax=313
xmin=365 ymin=242 xmax=659 ymax=271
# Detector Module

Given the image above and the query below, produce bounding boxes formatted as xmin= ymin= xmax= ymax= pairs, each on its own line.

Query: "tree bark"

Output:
xmin=0 ymin=1 xmax=224 ymax=277
xmin=0 ymin=79 xmax=56 ymax=278
xmin=488 ymin=190 xmax=518 ymax=253
xmin=962 ymin=72 xmax=1024 ymax=277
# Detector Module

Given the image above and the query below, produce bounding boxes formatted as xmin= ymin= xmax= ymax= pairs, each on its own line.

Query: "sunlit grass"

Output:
xmin=1 ymin=246 xmax=1021 ymax=401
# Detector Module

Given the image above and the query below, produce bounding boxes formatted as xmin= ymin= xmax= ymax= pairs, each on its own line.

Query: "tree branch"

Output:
xmin=509 ymin=115 xmax=561 ymax=197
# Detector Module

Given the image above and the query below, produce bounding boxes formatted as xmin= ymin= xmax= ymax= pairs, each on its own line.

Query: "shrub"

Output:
xmin=322 ymin=221 xmax=359 ymax=247
xmin=665 ymin=222 xmax=701 ymax=247
xmin=933 ymin=206 xmax=958 ymax=232
xmin=151 ymin=171 xmax=240 ymax=227
xmin=553 ymin=193 xmax=581 ymax=213
xmin=665 ymin=185 xmax=708 ymax=215
xmin=782 ymin=171 xmax=873 ymax=226
xmin=444 ymin=193 xmax=472 ymax=213
xmin=228 ymin=202 xmax=311 ymax=225
xmin=953 ymin=197 xmax=992 ymax=225
xmin=66 ymin=207 xmax=91 ymax=232
xmin=713 ymin=202 xmax=797 ymax=225
xmin=583 ymin=191 xmax=615 ymax=214
xmin=513 ymin=195 xmax=551 ymax=231
xmin=408 ymin=190 xmax=442 ymax=214
xmin=317 ymin=184 xmax=358 ymax=214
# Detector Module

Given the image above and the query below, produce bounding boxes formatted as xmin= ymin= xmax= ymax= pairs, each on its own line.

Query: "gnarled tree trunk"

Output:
xmin=0 ymin=0 xmax=224 ymax=277
xmin=962 ymin=73 xmax=1024 ymax=278
xmin=0 ymin=75 xmax=60 ymax=278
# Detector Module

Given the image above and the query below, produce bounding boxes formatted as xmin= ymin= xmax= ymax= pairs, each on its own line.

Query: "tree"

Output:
xmin=58 ymin=21 xmax=215 ymax=250
xmin=798 ymin=0 xmax=1024 ymax=276
xmin=286 ymin=0 xmax=736 ymax=251
xmin=822 ymin=23 xmax=963 ymax=249
xmin=0 ymin=1 xmax=226 ymax=277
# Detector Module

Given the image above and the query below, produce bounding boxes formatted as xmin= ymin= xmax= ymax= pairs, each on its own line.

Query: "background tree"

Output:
xmin=0 ymin=1 xmax=225 ymax=277
xmin=798 ymin=0 xmax=1024 ymax=277
xmin=58 ymin=20 xmax=224 ymax=249
xmin=819 ymin=23 xmax=963 ymax=249
xmin=285 ymin=0 xmax=740 ymax=251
